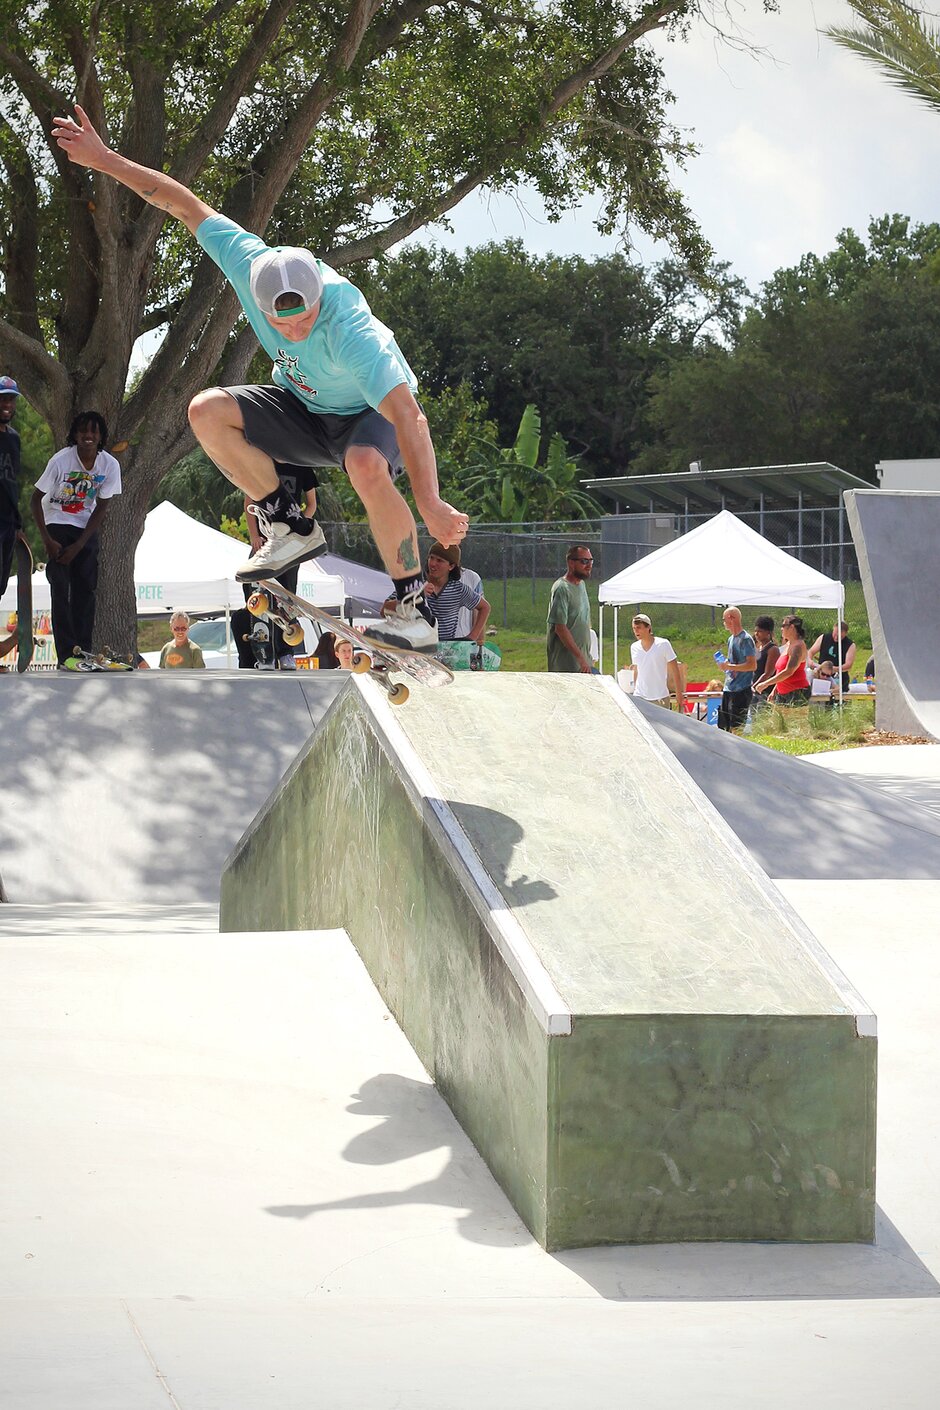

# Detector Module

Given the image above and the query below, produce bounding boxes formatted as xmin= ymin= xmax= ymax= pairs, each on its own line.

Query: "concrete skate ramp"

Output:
xmin=221 ymin=673 xmax=876 ymax=1251
xmin=633 ymin=698 xmax=940 ymax=880
xmin=0 ymin=672 xmax=344 ymax=904
xmin=846 ymin=489 xmax=940 ymax=740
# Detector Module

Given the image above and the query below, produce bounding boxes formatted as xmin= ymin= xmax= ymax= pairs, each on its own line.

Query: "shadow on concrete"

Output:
xmin=445 ymin=802 xmax=557 ymax=909
xmin=635 ymin=698 xmax=940 ymax=881
xmin=264 ymin=1072 xmax=531 ymax=1250
xmin=0 ymin=672 xmax=344 ymax=904
xmin=264 ymin=1073 xmax=937 ymax=1301
xmin=555 ymin=1205 xmax=940 ymax=1301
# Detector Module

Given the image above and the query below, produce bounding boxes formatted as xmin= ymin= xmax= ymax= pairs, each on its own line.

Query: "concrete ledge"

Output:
xmin=220 ymin=674 xmax=876 ymax=1249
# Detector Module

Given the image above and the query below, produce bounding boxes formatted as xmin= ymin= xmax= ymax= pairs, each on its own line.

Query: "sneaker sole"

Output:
xmin=235 ymin=536 xmax=328 ymax=583
xmin=367 ymin=629 xmax=439 ymax=654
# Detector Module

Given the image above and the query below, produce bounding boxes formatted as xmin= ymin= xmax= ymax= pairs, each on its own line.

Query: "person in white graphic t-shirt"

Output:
xmin=629 ymin=613 xmax=684 ymax=710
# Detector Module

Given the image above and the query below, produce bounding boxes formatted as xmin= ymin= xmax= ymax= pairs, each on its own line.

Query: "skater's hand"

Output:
xmin=43 ymin=536 xmax=62 ymax=562
xmin=52 ymin=104 xmax=111 ymax=170
xmin=420 ymin=498 xmax=468 ymax=548
xmin=57 ymin=543 xmax=80 ymax=567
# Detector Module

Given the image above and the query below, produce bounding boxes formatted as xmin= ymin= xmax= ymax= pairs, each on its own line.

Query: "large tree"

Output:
xmin=0 ymin=0 xmax=758 ymax=648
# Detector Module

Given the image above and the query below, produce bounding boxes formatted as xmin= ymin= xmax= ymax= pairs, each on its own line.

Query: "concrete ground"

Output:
xmin=1 ymin=722 xmax=939 ymax=1407
xmin=1 ymin=891 xmax=938 ymax=1408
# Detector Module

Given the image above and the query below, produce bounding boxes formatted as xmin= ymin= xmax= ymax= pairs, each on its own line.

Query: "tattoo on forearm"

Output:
xmin=396 ymin=536 xmax=419 ymax=573
xmin=142 ymin=186 xmax=157 ymax=197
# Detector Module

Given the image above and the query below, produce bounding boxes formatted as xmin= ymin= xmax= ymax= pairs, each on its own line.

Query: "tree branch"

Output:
xmin=0 ymin=114 xmax=43 ymax=345
xmin=0 ymin=318 xmax=72 ymax=427
xmin=327 ymin=0 xmax=690 ymax=265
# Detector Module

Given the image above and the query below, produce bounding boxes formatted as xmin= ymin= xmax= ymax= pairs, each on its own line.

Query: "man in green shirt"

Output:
xmin=159 ymin=611 xmax=206 ymax=670
xmin=546 ymin=544 xmax=594 ymax=673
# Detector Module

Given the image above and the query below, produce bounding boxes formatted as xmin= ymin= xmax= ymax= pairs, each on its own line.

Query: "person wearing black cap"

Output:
xmin=52 ymin=105 xmax=467 ymax=653
xmin=0 ymin=375 xmax=24 ymax=598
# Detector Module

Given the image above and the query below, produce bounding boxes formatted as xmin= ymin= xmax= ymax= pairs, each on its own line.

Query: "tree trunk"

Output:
xmin=93 ymin=447 xmax=172 ymax=655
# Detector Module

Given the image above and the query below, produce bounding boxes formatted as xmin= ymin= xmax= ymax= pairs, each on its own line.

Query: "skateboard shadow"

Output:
xmin=264 ymin=1072 xmax=529 ymax=1249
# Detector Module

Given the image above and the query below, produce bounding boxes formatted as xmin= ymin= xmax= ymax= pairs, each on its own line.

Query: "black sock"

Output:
xmin=393 ymin=575 xmax=435 ymax=626
xmin=255 ymin=484 xmax=312 ymax=533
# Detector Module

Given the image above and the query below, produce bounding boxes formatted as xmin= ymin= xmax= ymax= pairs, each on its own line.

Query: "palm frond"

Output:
xmin=828 ymin=3 xmax=940 ymax=116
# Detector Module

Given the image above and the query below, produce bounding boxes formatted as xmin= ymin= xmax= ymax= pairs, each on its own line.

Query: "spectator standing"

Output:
xmin=754 ymin=614 xmax=811 ymax=706
xmin=30 ymin=412 xmax=121 ymax=666
xmin=752 ymin=616 xmax=777 ymax=693
xmin=159 ymin=611 xmax=206 ymax=669
xmin=546 ymin=544 xmax=594 ymax=673
xmin=809 ymin=620 xmax=856 ymax=695
xmin=717 ymin=606 xmax=757 ymax=733
xmin=422 ymin=542 xmax=490 ymax=643
xmin=0 ymin=375 xmax=25 ymax=599
xmin=630 ymin=613 xmax=684 ymax=709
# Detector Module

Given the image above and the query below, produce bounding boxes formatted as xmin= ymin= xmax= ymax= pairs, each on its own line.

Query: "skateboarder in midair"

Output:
xmin=52 ymin=106 xmax=468 ymax=651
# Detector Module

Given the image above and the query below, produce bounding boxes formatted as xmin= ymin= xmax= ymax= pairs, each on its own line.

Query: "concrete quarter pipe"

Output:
xmin=845 ymin=489 xmax=940 ymax=740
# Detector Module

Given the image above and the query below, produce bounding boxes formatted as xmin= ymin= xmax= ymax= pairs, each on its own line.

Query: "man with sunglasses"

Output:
xmin=547 ymin=544 xmax=594 ymax=673
xmin=52 ymin=106 xmax=468 ymax=652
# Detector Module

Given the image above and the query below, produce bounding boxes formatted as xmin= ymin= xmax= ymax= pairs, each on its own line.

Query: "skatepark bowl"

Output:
xmin=1 ymin=666 xmax=939 ymax=1408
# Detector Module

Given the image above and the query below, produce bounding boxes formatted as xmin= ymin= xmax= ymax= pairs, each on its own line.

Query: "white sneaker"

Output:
xmin=371 ymin=593 xmax=439 ymax=652
xmin=235 ymin=513 xmax=327 ymax=582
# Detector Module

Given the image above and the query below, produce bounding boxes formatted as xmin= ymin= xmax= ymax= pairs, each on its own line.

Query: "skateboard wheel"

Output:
xmin=283 ymin=622 xmax=305 ymax=647
xmin=247 ymin=591 xmax=269 ymax=617
xmin=351 ymin=652 xmax=371 ymax=674
xmin=387 ymin=681 xmax=410 ymax=705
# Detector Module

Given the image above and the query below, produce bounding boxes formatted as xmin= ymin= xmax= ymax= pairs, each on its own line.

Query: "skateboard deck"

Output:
xmin=435 ymin=639 xmax=502 ymax=672
xmin=63 ymin=645 xmax=134 ymax=671
xmin=254 ymin=580 xmax=453 ymax=704
xmin=14 ymin=536 xmax=33 ymax=673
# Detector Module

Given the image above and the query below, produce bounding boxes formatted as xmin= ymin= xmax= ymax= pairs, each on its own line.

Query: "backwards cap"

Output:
xmin=249 ymin=247 xmax=324 ymax=318
xmin=0 ymin=375 xmax=21 ymax=396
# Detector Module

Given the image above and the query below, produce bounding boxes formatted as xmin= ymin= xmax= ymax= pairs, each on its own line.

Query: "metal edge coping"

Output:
xmin=354 ymin=675 xmax=573 ymax=1037
xmin=600 ymin=677 xmax=877 ymax=1039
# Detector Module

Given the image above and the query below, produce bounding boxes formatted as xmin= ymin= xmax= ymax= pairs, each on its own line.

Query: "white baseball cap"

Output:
xmin=249 ymin=247 xmax=324 ymax=318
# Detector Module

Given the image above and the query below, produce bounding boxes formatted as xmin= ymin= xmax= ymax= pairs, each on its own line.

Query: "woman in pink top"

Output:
xmin=753 ymin=614 xmax=810 ymax=706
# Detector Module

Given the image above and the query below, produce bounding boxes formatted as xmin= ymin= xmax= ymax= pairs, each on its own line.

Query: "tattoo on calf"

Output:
xmin=397 ymin=536 xmax=420 ymax=573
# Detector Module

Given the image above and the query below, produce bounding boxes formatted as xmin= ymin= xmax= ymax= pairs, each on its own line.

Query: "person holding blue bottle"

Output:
xmin=716 ymin=606 xmax=756 ymax=733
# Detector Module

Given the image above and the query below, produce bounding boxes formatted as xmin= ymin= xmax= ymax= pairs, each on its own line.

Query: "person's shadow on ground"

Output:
xmin=264 ymin=1072 xmax=528 ymax=1248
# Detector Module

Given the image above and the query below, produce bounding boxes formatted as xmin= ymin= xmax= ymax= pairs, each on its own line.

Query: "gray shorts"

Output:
xmin=224 ymin=385 xmax=405 ymax=479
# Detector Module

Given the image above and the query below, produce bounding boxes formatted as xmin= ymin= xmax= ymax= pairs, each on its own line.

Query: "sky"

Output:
xmin=406 ymin=0 xmax=940 ymax=294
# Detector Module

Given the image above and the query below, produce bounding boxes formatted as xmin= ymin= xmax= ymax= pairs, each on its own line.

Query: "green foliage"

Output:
xmin=462 ymin=404 xmax=604 ymax=523
xmin=362 ymin=240 xmax=747 ymax=475
xmin=828 ymin=2 xmax=940 ymax=116
xmin=220 ymin=512 xmax=249 ymax=543
xmin=8 ymin=399 xmax=52 ymax=558
xmin=636 ymin=215 xmax=940 ymax=477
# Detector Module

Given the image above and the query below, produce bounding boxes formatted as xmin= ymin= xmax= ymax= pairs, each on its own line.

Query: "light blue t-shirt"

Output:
xmin=196 ymin=215 xmax=418 ymax=415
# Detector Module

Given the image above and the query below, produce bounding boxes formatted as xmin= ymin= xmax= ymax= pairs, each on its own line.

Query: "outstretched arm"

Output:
xmin=52 ymin=105 xmax=217 ymax=236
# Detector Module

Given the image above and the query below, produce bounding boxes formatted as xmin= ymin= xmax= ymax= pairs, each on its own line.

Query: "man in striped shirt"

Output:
xmin=422 ymin=541 xmax=490 ymax=642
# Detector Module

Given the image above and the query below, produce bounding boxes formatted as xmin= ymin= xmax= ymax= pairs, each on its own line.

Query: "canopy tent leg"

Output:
xmin=614 ymin=606 xmax=619 ymax=676
xmin=225 ymin=604 xmax=232 ymax=668
xmin=599 ymin=604 xmax=604 ymax=675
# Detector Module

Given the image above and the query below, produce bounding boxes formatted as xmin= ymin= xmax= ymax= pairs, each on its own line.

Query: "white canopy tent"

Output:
xmin=1 ymin=501 xmax=347 ymax=664
xmin=1 ymin=501 xmax=346 ymax=616
xmin=598 ymin=510 xmax=844 ymax=676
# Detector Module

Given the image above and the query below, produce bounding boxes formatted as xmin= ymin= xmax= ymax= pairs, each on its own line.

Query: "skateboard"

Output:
xmin=241 ymin=617 xmax=278 ymax=670
xmin=14 ymin=535 xmax=33 ymax=672
xmin=253 ymin=579 xmax=454 ymax=705
xmin=63 ymin=645 xmax=134 ymax=671
xmin=245 ymin=584 xmax=306 ymax=672
xmin=435 ymin=639 xmax=502 ymax=672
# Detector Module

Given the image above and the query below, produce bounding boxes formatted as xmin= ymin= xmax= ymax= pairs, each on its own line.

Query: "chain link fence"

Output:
xmin=321 ymin=508 xmax=859 ymax=629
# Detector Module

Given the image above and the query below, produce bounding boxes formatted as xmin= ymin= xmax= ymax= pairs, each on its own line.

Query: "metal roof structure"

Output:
xmin=584 ymin=462 xmax=872 ymax=514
